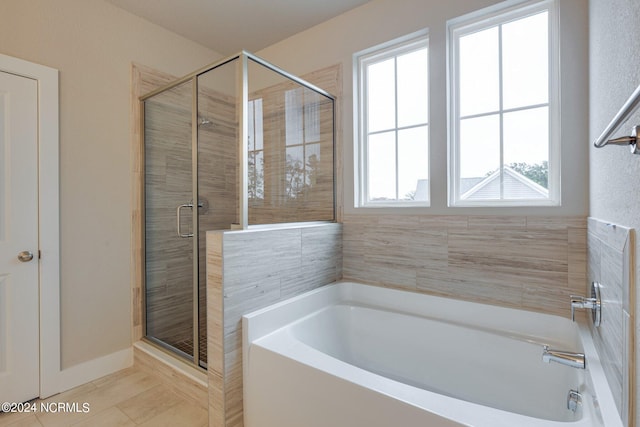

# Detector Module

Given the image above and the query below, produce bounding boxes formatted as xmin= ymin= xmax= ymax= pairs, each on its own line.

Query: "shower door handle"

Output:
xmin=176 ymin=203 xmax=194 ymax=238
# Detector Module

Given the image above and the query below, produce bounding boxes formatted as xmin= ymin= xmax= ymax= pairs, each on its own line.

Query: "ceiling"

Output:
xmin=106 ymin=0 xmax=371 ymax=55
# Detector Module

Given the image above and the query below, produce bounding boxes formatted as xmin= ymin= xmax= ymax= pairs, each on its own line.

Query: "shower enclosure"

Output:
xmin=140 ymin=52 xmax=335 ymax=368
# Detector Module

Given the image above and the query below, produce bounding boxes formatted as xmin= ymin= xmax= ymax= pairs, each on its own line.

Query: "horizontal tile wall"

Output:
xmin=587 ymin=218 xmax=634 ymax=426
xmin=343 ymin=214 xmax=587 ymax=318
xmin=207 ymin=223 xmax=342 ymax=427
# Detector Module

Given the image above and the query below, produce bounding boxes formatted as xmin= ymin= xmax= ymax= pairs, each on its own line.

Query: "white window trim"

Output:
xmin=354 ymin=29 xmax=430 ymax=208
xmin=447 ymin=0 xmax=560 ymax=207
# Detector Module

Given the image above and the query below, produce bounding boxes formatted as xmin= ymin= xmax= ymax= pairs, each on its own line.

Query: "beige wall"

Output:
xmin=258 ymin=0 xmax=589 ymax=216
xmin=0 ymin=0 xmax=221 ymax=369
xmin=589 ymin=0 xmax=640 ymax=424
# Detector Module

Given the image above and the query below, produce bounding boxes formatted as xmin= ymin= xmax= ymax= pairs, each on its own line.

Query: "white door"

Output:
xmin=0 ymin=71 xmax=39 ymax=404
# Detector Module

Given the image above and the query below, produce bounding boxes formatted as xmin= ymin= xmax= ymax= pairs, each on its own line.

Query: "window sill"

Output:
xmin=357 ymin=201 xmax=431 ymax=208
xmin=449 ymin=199 xmax=560 ymax=208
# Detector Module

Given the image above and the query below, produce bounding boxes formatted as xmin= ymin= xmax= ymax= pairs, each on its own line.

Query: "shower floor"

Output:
xmin=173 ymin=329 xmax=208 ymax=366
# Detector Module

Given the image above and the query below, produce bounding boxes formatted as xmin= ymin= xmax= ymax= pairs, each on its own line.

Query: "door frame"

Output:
xmin=0 ymin=53 xmax=60 ymax=398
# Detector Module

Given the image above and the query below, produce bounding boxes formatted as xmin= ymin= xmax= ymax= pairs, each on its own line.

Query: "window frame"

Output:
xmin=447 ymin=0 xmax=560 ymax=207
xmin=284 ymin=87 xmax=322 ymax=199
xmin=354 ymin=30 xmax=430 ymax=208
xmin=248 ymin=98 xmax=264 ymax=203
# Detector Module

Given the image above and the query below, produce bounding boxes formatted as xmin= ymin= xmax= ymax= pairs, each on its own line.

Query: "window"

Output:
xmin=248 ymin=98 xmax=264 ymax=201
xmin=448 ymin=0 xmax=559 ymax=206
xmin=355 ymin=32 xmax=429 ymax=207
xmin=285 ymin=87 xmax=321 ymax=199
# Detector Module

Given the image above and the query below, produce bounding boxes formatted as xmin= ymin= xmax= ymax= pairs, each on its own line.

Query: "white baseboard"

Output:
xmin=52 ymin=347 xmax=133 ymax=396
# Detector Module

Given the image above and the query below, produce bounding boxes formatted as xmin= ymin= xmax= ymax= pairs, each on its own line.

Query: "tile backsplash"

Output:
xmin=588 ymin=217 xmax=634 ymax=426
xmin=343 ymin=214 xmax=587 ymax=317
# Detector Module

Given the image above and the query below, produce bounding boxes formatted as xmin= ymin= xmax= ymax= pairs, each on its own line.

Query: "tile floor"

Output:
xmin=0 ymin=367 xmax=208 ymax=427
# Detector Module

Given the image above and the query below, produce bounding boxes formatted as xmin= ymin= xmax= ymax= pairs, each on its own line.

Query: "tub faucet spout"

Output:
xmin=542 ymin=346 xmax=585 ymax=369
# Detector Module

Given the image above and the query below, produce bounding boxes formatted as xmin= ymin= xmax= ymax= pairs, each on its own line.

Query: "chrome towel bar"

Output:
xmin=593 ymin=81 xmax=640 ymax=154
xmin=594 ymin=125 xmax=640 ymax=154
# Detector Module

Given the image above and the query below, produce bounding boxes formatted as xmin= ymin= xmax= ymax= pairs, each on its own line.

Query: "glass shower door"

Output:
xmin=144 ymin=80 xmax=196 ymax=362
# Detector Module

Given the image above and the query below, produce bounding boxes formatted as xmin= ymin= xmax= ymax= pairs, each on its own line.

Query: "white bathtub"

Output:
xmin=242 ymin=281 xmax=623 ymax=427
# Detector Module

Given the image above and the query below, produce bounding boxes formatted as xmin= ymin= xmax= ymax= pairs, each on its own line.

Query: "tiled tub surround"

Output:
xmin=343 ymin=214 xmax=588 ymax=318
xmin=243 ymin=281 xmax=622 ymax=427
xmin=206 ymin=223 xmax=342 ymax=427
xmin=587 ymin=218 xmax=635 ymax=426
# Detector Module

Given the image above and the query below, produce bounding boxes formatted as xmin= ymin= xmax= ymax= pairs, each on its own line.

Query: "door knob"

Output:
xmin=17 ymin=251 xmax=34 ymax=262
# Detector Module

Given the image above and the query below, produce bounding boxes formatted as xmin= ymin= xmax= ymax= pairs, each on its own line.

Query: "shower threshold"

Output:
xmin=144 ymin=335 xmax=207 ymax=370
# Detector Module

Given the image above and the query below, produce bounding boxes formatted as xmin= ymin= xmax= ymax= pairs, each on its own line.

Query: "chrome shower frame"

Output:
xmin=139 ymin=51 xmax=337 ymax=369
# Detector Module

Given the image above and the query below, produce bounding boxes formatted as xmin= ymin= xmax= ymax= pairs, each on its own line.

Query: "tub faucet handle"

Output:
xmin=569 ymin=282 xmax=602 ymax=327
xmin=570 ymin=296 xmax=596 ymax=321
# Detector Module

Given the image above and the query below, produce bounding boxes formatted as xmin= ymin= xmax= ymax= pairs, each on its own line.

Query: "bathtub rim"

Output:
xmin=242 ymin=280 xmax=624 ymax=427
xmin=244 ymin=281 xmax=578 ymax=348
